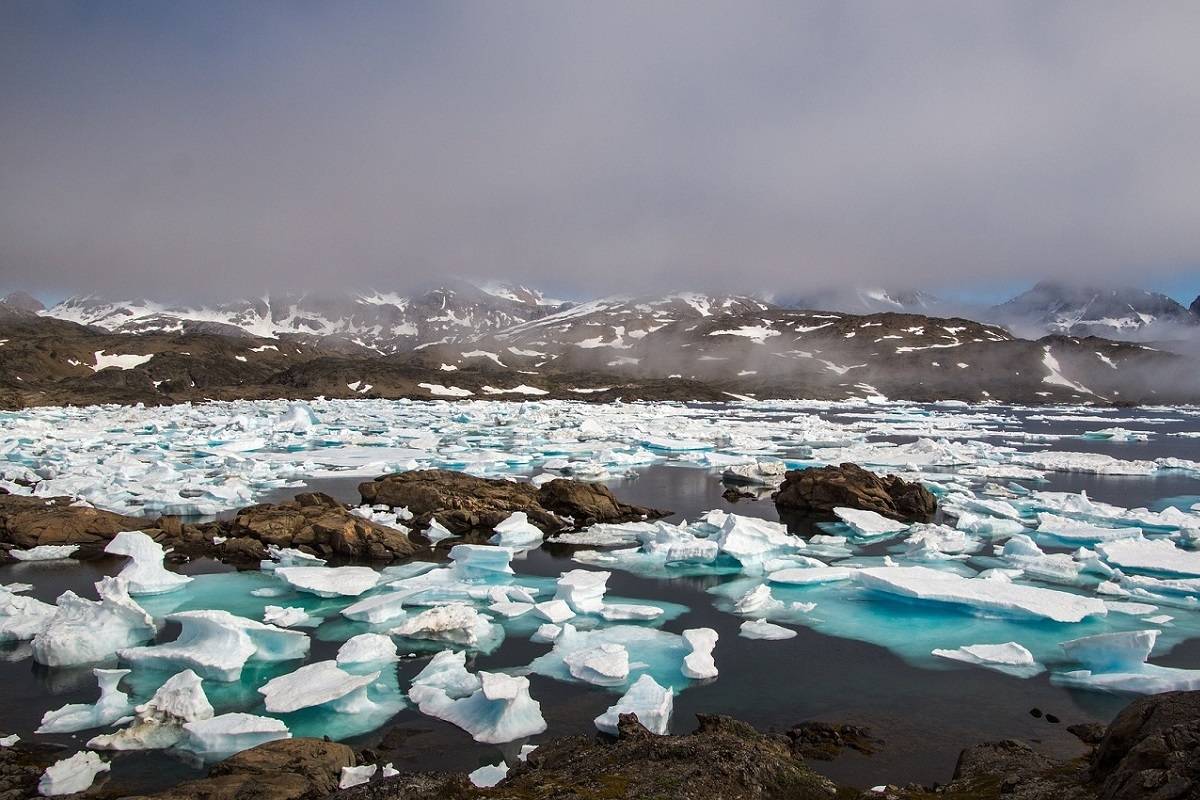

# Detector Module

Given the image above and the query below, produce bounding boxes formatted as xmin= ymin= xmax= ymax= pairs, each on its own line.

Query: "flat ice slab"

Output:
xmin=932 ymin=642 xmax=1041 ymax=677
xmin=1096 ymin=538 xmax=1200 ymax=577
xmin=9 ymin=545 xmax=79 ymax=561
xmin=274 ymin=566 xmax=380 ymax=597
xmin=259 ymin=660 xmax=380 ymax=713
xmin=181 ymin=713 xmax=290 ymax=759
xmin=739 ymin=619 xmax=797 ymax=640
xmin=834 ymin=507 xmax=909 ymax=538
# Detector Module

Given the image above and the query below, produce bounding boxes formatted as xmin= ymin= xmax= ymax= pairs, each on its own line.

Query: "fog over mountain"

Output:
xmin=2 ymin=2 xmax=1199 ymax=299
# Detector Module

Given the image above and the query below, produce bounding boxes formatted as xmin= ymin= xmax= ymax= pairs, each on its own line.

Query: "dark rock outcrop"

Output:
xmin=336 ymin=714 xmax=838 ymax=800
xmin=773 ymin=463 xmax=936 ymax=522
xmin=1091 ymin=690 xmax=1200 ymax=800
xmin=0 ymin=742 xmax=58 ymax=800
xmin=786 ymin=721 xmax=881 ymax=760
xmin=0 ymin=492 xmax=156 ymax=551
xmin=358 ymin=470 xmax=667 ymax=537
xmin=124 ymin=738 xmax=354 ymax=800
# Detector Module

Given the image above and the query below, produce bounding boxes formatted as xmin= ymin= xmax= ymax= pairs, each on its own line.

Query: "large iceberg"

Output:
xmin=1054 ymin=629 xmax=1200 ymax=694
xmin=594 ymin=674 xmax=673 ymax=735
xmin=37 ymin=668 xmax=133 ymax=734
xmin=118 ymin=609 xmax=309 ymax=681
xmin=89 ymin=669 xmax=213 ymax=750
xmin=104 ymin=531 xmax=192 ymax=595
xmin=32 ymin=577 xmax=156 ymax=667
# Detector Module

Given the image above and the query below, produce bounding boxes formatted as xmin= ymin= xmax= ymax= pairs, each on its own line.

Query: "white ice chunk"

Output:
xmin=449 ymin=544 xmax=515 ymax=580
xmin=8 ymin=545 xmax=79 ymax=561
xmin=391 ymin=604 xmax=496 ymax=647
xmin=37 ymin=668 xmax=133 ymax=733
xmin=563 ymin=642 xmax=629 ymax=686
xmin=554 ymin=569 xmax=610 ymax=613
xmin=409 ymin=649 xmax=481 ymax=700
xmin=856 ymin=566 xmax=1107 ymax=623
xmin=531 ymin=623 xmax=562 ymax=643
xmin=262 ymin=606 xmax=311 ymax=628
xmin=340 ymin=764 xmax=378 ymax=789
xmin=38 ymin=751 xmax=110 ymax=797
xmin=104 ymin=531 xmax=192 ymax=595
xmin=1035 ymin=514 xmax=1142 ymax=544
xmin=739 ymin=619 xmax=797 ymax=640
xmin=260 ymin=546 xmax=326 ymax=570
xmin=181 ymin=712 xmax=290 ymax=759
xmin=336 ymin=633 xmax=398 ymax=665
xmin=712 ymin=514 xmax=801 ymax=565
xmin=89 ymin=669 xmax=213 ymax=750
xmin=594 ymin=674 xmax=673 ymax=735
xmin=33 ymin=577 xmax=156 ymax=667
xmin=489 ymin=512 xmax=545 ymax=549
xmin=834 ymin=507 xmax=909 ymax=538
xmin=768 ymin=567 xmax=855 ymax=585
xmin=468 ymin=761 xmax=508 ymax=788
xmin=932 ymin=642 xmax=1041 ymax=676
xmin=274 ymin=566 xmax=380 ymax=597
xmin=681 ymin=628 xmax=718 ymax=679
xmin=1060 ymin=629 xmax=1160 ymax=672
xmin=0 ymin=586 xmax=57 ymax=641
xmin=599 ymin=603 xmax=664 ymax=621
xmin=533 ymin=599 xmax=575 ymax=623
xmin=425 ymin=518 xmax=459 ymax=544
xmin=1097 ymin=538 xmax=1200 ymax=577
xmin=259 ymin=660 xmax=380 ymax=713
xmin=410 ymin=671 xmax=546 ymax=744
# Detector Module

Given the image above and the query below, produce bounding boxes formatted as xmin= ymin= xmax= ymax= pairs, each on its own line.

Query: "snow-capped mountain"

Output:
xmin=42 ymin=283 xmax=569 ymax=354
xmin=990 ymin=281 xmax=1200 ymax=341
xmin=776 ymin=287 xmax=944 ymax=315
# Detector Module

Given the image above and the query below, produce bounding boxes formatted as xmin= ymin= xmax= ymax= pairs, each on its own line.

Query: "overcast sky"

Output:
xmin=2 ymin=1 xmax=1199 ymax=302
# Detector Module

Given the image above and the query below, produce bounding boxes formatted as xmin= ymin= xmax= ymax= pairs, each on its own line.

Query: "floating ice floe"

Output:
xmin=594 ymin=674 xmax=673 ymax=734
xmin=554 ymin=569 xmax=609 ymax=613
xmin=181 ymin=713 xmax=290 ymax=760
xmin=564 ymin=642 xmax=630 ymax=686
xmin=118 ymin=609 xmax=309 ymax=681
xmin=89 ymin=669 xmax=213 ymax=750
xmin=37 ymin=668 xmax=133 ymax=733
xmin=721 ymin=460 xmax=788 ymax=486
xmin=8 ymin=545 xmax=79 ymax=561
xmin=260 ymin=546 xmax=326 ymax=570
xmin=274 ymin=566 xmax=380 ymax=597
xmin=0 ymin=735 xmax=18 ymax=747
xmin=336 ymin=633 xmax=398 ymax=665
xmin=425 ymin=517 xmax=460 ymax=544
xmin=259 ymin=660 xmax=381 ymax=713
xmin=1053 ymin=629 xmax=1200 ymax=693
xmin=391 ymin=604 xmax=499 ymax=648
xmin=262 ymin=606 xmax=312 ymax=628
xmin=931 ymin=642 xmax=1041 ymax=677
xmin=104 ymin=531 xmax=192 ymax=595
xmin=33 ymin=577 xmax=156 ymax=667
xmin=681 ymin=628 xmax=719 ymax=679
xmin=410 ymin=671 xmax=546 ymax=744
xmin=739 ymin=619 xmax=797 ymax=640
xmin=856 ymin=566 xmax=1108 ymax=623
xmin=409 ymin=649 xmax=482 ymax=701
xmin=1034 ymin=514 xmax=1142 ymax=545
xmin=37 ymin=751 xmax=110 ymax=797
xmin=834 ymin=507 xmax=909 ymax=538
xmin=1096 ymin=538 xmax=1200 ymax=577
xmin=0 ymin=585 xmax=57 ymax=641
xmin=489 ymin=512 xmax=545 ymax=549
xmin=530 ymin=624 xmax=692 ymax=692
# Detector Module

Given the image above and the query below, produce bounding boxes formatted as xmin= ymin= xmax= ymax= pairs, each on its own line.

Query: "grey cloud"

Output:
xmin=1 ymin=1 xmax=1198 ymax=300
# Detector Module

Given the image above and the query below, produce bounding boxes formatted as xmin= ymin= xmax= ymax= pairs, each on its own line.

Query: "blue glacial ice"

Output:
xmin=409 ymin=671 xmax=546 ymax=744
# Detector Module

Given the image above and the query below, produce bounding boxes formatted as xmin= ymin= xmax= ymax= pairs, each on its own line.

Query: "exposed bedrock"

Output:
xmin=358 ymin=469 xmax=669 ymax=535
xmin=772 ymin=463 xmax=937 ymax=522
xmin=0 ymin=490 xmax=156 ymax=550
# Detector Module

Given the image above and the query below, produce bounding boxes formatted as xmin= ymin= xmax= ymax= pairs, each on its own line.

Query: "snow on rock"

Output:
xmin=259 ymin=660 xmax=380 ymax=713
xmin=89 ymin=669 xmax=213 ymax=750
xmin=32 ymin=577 xmax=156 ymax=667
xmin=554 ymin=569 xmax=610 ymax=613
xmin=410 ymin=671 xmax=546 ymax=744
xmin=681 ymin=628 xmax=719 ymax=679
xmin=37 ymin=751 xmax=110 ymax=797
xmin=1096 ymin=538 xmax=1200 ymax=577
xmin=739 ymin=619 xmax=797 ymax=640
xmin=594 ymin=674 xmax=673 ymax=735
xmin=336 ymin=633 xmax=398 ymax=665
xmin=8 ymin=545 xmax=79 ymax=561
xmin=104 ymin=531 xmax=192 ymax=595
xmin=834 ymin=507 xmax=909 ymax=538
xmin=118 ymin=610 xmax=309 ymax=681
xmin=391 ymin=604 xmax=497 ymax=647
xmin=274 ymin=566 xmax=380 ymax=597
xmin=931 ymin=643 xmax=1041 ymax=676
xmin=856 ymin=566 xmax=1108 ymax=623
xmin=37 ymin=669 xmax=133 ymax=734
xmin=181 ymin=713 xmax=290 ymax=759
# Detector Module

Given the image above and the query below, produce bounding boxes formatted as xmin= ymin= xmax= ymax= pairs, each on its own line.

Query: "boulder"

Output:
xmin=1092 ymin=690 xmax=1200 ymax=800
xmin=358 ymin=470 xmax=667 ymax=535
xmin=122 ymin=738 xmax=354 ymax=800
xmin=772 ymin=463 xmax=936 ymax=522
xmin=0 ymin=493 xmax=155 ymax=551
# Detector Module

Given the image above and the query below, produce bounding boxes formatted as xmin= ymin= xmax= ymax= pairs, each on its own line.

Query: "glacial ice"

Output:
xmin=37 ymin=751 xmax=110 ymax=797
xmin=834 ymin=507 xmax=909 ymax=538
xmin=681 ymin=628 xmax=719 ymax=679
xmin=181 ymin=713 xmax=290 ymax=759
xmin=104 ymin=531 xmax=192 ymax=595
xmin=340 ymin=764 xmax=377 ymax=789
xmin=37 ymin=668 xmax=133 ymax=733
xmin=594 ymin=674 xmax=673 ymax=735
xmin=489 ymin=512 xmax=545 ymax=549
xmin=118 ymin=609 xmax=309 ymax=681
xmin=739 ymin=619 xmax=797 ymax=640
xmin=89 ymin=669 xmax=213 ymax=750
xmin=931 ymin=643 xmax=1041 ymax=677
xmin=336 ymin=633 xmax=398 ymax=665
xmin=33 ymin=577 xmax=156 ymax=667
xmin=468 ymin=761 xmax=508 ymax=787
xmin=274 ymin=566 xmax=380 ymax=597
xmin=0 ymin=586 xmax=57 ymax=641
xmin=1096 ymin=538 xmax=1200 ymax=577
xmin=410 ymin=671 xmax=547 ymax=744
xmin=8 ymin=545 xmax=79 ymax=561
xmin=259 ymin=660 xmax=380 ymax=713
xmin=554 ymin=569 xmax=609 ymax=613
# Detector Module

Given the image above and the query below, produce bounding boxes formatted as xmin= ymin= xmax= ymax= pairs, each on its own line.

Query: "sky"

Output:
xmin=2 ymin=1 xmax=1199 ymax=304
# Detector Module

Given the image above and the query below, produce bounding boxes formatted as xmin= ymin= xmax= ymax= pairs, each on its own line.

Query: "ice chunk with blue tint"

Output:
xmin=341 ymin=591 xmax=410 ymax=625
xmin=768 ymin=567 xmax=856 ymax=586
xmin=391 ymin=604 xmax=500 ymax=648
xmin=180 ymin=713 xmax=290 ymax=760
xmin=739 ymin=619 xmax=797 ymax=640
xmin=834 ymin=508 xmax=908 ymax=538
xmin=1097 ymin=538 xmax=1200 ymax=577
xmin=529 ymin=624 xmax=692 ymax=692
xmin=931 ymin=643 xmax=1041 ymax=677
xmin=411 ymin=671 xmax=546 ymax=744
xmin=8 ymin=545 xmax=79 ymax=561
xmin=37 ymin=669 xmax=133 ymax=733
xmin=274 ymin=566 xmax=379 ymax=597
xmin=336 ymin=633 xmax=397 ymax=666
xmin=953 ymin=512 xmax=1026 ymax=537
xmin=1054 ymin=629 xmax=1200 ymax=693
xmin=712 ymin=514 xmax=802 ymax=567
xmin=104 ymin=531 xmax=192 ymax=595
xmin=902 ymin=525 xmax=979 ymax=558
xmin=118 ymin=610 xmax=309 ymax=681
xmin=449 ymin=544 xmax=515 ymax=580
xmin=89 ymin=669 xmax=213 ymax=750
xmin=0 ymin=585 xmax=57 ymax=641
xmin=37 ymin=751 xmax=109 ymax=797
xmin=1060 ymin=629 xmax=1159 ymax=672
xmin=33 ymin=577 xmax=156 ymax=667
xmin=681 ymin=628 xmax=718 ymax=679
xmin=259 ymin=661 xmax=380 ymax=713
xmin=1035 ymin=514 xmax=1141 ymax=545
xmin=856 ymin=566 xmax=1108 ymax=622
xmin=594 ymin=674 xmax=673 ymax=735
xmin=564 ymin=643 xmax=629 ymax=686
xmin=410 ymin=649 xmax=482 ymax=701
xmin=262 ymin=606 xmax=312 ymax=628
xmin=554 ymin=570 xmax=609 ymax=613
xmin=489 ymin=512 xmax=545 ymax=549
xmin=732 ymin=584 xmax=783 ymax=615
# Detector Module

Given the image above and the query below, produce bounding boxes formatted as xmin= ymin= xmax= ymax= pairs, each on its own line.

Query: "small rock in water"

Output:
xmin=1029 ymin=708 xmax=1043 ymax=718
xmin=1044 ymin=713 xmax=1060 ymax=724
